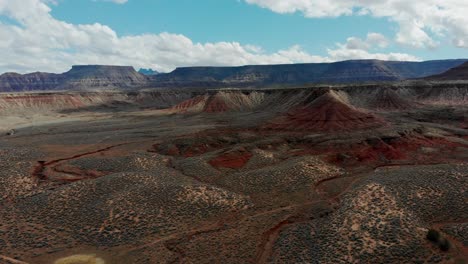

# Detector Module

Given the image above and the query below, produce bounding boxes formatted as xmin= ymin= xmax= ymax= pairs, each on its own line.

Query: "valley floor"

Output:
xmin=0 ymin=86 xmax=467 ymax=263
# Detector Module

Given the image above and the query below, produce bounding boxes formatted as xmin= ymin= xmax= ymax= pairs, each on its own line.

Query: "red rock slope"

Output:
xmin=265 ymin=90 xmax=385 ymax=132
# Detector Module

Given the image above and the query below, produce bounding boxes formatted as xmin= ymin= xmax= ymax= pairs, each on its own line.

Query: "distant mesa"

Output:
xmin=265 ymin=90 xmax=385 ymax=131
xmin=0 ymin=65 xmax=149 ymax=92
xmin=150 ymin=59 xmax=468 ymax=88
xmin=1 ymin=59 xmax=467 ymax=92
xmin=63 ymin=65 xmax=149 ymax=89
xmin=0 ymin=71 xmax=65 ymax=92
xmin=425 ymin=61 xmax=468 ymax=81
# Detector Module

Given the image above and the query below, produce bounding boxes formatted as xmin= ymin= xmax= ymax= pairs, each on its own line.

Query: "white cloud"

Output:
xmin=0 ymin=0 xmax=418 ymax=74
xmin=245 ymin=0 xmax=468 ymax=49
xmin=366 ymin=33 xmax=389 ymax=49
xmin=0 ymin=0 xmax=326 ymax=73
xmin=345 ymin=33 xmax=389 ymax=50
xmin=327 ymin=47 xmax=420 ymax=62
xmin=327 ymin=33 xmax=419 ymax=61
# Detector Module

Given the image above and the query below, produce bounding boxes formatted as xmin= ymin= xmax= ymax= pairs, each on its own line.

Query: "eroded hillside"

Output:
xmin=0 ymin=83 xmax=467 ymax=264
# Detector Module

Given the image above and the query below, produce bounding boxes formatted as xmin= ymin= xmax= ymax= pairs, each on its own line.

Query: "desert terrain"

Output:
xmin=0 ymin=70 xmax=467 ymax=263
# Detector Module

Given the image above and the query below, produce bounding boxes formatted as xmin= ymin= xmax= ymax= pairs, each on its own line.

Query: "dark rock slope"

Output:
xmin=61 ymin=65 xmax=149 ymax=90
xmin=0 ymin=72 xmax=66 ymax=91
xmin=0 ymin=65 xmax=149 ymax=92
xmin=425 ymin=62 xmax=468 ymax=81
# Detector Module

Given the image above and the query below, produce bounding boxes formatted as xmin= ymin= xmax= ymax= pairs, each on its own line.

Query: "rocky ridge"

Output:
xmin=1 ymin=59 xmax=467 ymax=91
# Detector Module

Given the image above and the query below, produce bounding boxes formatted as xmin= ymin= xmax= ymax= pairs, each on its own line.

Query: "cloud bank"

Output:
xmin=0 ymin=0 xmax=418 ymax=73
xmin=245 ymin=0 xmax=468 ymax=49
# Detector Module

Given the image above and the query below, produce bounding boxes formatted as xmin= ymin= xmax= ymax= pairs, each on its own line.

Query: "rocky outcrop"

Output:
xmin=264 ymin=90 xmax=385 ymax=132
xmin=0 ymin=72 xmax=65 ymax=91
xmin=61 ymin=65 xmax=149 ymax=90
xmin=0 ymin=65 xmax=149 ymax=92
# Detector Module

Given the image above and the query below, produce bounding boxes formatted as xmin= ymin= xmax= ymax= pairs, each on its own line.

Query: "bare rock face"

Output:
xmin=0 ymin=72 xmax=65 ymax=91
xmin=62 ymin=65 xmax=149 ymax=90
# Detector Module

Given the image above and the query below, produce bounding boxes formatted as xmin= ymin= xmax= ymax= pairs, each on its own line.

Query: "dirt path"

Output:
xmin=255 ymin=172 xmax=370 ymax=263
xmin=31 ymin=143 xmax=129 ymax=183
xmin=123 ymin=171 xmax=368 ymax=263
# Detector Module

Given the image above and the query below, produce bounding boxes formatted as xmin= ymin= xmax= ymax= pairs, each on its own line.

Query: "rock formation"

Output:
xmin=150 ymin=59 xmax=468 ymax=88
xmin=425 ymin=62 xmax=468 ymax=81
xmin=265 ymin=90 xmax=385 ymax=131
xmin=2 ymin=60 xmax=466 ymax=92
xmin=0 ymin=65 xmax=149 ymax=92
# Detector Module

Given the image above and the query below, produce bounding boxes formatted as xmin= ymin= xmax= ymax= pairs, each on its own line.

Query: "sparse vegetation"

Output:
xmin=438 ymin=238 xmax=451 ymax=252
xmin=427 ymin=229 xmax=452 ymax=252
xmin=0 ymin=85 xmax=466 ymax=263
xmin=427 ymin=229 xmax=441 ymax=243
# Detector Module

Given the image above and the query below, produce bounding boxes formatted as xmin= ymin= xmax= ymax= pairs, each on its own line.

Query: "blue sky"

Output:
xmin=50 ymin=0 xmax=465 ymax=60
xmin=0 ymin=0 xmax=467 ymax=73
xmin=51 ymin=0 xmax=389 ymax=52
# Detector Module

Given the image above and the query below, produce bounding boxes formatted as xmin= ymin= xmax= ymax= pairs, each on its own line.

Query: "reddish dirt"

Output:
xmin=166 ymin=144 xmax=181 ymax=156
xmin=172 ymin=95 xmax=207 ymax=112
xmin=32 ymin=161 xmax=47 ymax=181
xmin=53 ymin=165 xmax=107 ymax=179
xmin=183 ymin=144 xmax=211 ymax=157
xmin=31 ymin=143 xmax=128 ymax=185
xmin=265 ymin=91 xmax=385 ymax=132
xmin=325 ymin=136 xmax=465 ymax=167
xmin=255 ymin=218 xmax=293 ymax=263
xmin=204 ymin=94 xmax=229 ymax=113
xmin=209 ymin=148 xmax=253 ymax=169
xmin=283 ymin=134 xmax=467 ymax=169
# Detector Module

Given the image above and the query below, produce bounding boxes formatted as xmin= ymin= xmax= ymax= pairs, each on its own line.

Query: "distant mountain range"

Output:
xmin=0 ymin=65 xmax=149 ymax=91
xmin=0 ymin=59 xmax=467 ymax=92
xmin=424 ymin=62 xmax=468 ymax=81
xmin=150 ymin=59 xmax=468 ymax=87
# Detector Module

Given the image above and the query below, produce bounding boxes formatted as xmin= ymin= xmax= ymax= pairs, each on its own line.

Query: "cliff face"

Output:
xmin=151 ymin=59 xmax=468 ymax=88
xmin=0 ymin=65 xmax=149 ymax=92
xmin=61 ymin=65 xmax=149 ymax=89
xmin=0 ymin=72 xmax=66 ymax=91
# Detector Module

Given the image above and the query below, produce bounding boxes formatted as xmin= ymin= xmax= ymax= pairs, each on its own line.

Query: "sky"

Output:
xmin=0 ymin=0 xmax=467 ymax=73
